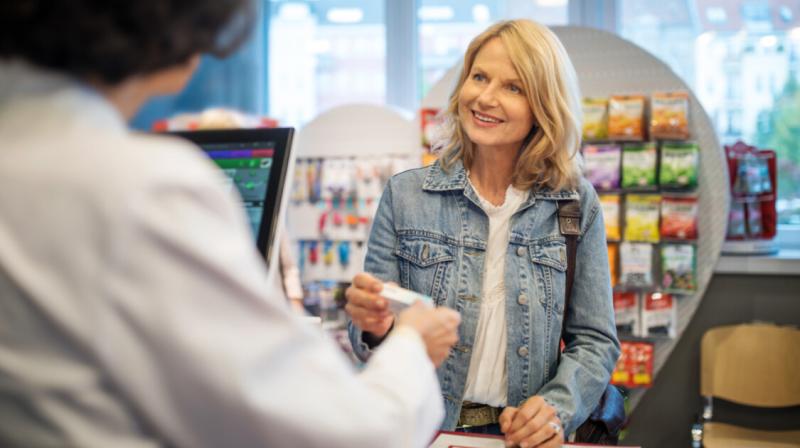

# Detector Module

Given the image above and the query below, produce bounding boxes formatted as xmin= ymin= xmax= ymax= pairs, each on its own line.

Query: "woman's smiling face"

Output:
xmin=458 ymin=37 xmax=535 ymax=155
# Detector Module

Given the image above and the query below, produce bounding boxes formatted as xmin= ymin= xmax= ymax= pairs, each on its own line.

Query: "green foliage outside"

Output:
xmin=753 ymin=75 xmax=800 ymax=224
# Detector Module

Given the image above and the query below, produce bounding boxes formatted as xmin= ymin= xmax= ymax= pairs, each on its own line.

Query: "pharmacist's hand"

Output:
xmin=499 ymin=396 xmax=564 ymax=448
xmin=397 ymin=302 xmax=460 ymax=367
xmin=345 ymin=273 xmax=394 ymax=338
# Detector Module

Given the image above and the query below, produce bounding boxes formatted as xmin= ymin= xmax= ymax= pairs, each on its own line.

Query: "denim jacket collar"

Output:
xmin=422 ymin=159 xmax=580 ymax=207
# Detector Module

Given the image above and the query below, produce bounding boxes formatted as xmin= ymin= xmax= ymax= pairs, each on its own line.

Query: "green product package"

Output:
xmin=660 ymin=142 xmax=699 ymax=189
xmin=622 ymin=142 xmax=658 ymax=189
xmin=661 ymin=243 xmax=697 ymax=293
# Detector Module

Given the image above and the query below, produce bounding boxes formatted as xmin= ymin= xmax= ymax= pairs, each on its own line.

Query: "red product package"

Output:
xmin=630 ymin=342 xmax=654 ymax=388
xmin=420 ymin=108 xmax=442 ymax=149
xmin=661 ymin=195 xmax=699 ymax=240
xmin=613 ymin=341 xmax=655 ymax=388
xmin=613 ymin=291 xmax=639 ymax=336
xmin=612 ymin=341 xmax=633 ymax=387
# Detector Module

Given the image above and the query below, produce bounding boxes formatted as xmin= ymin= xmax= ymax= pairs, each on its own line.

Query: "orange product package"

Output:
xmin=608 ymin=95 xmax=647 ymax=141
xmin=608 ymin=242 xmax=619 ymax=288
xmin=650 ymin=91 xmax=690 ymax=140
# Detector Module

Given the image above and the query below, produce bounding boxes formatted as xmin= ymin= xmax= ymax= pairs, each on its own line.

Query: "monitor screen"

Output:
xmin=168 ymin=128 xmax=294 ymax=265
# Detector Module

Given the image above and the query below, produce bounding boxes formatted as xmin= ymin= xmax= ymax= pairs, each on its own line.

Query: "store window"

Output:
xmin=417 ymin=0 xmax=568 ymax=99
xmin=131 ymin=2 xmax=268 ymax=131
xmin=268 ymin=0 xmax=386 ymax=127
xmin=618 ymin=0 xmax=800 ymax=226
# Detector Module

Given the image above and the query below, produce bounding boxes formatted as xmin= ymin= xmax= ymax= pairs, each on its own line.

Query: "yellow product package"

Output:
xmin=600 ymin=194 xmax=622 ymax=241
xmin=624 ymin=194 xmax=662 ymax=243
xmin=582 ymin=97 xmax=609 ymax=141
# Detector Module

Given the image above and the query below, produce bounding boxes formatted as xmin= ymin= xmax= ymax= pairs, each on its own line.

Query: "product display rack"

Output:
xmin=286 ymin=104 xmax=420 ymax=329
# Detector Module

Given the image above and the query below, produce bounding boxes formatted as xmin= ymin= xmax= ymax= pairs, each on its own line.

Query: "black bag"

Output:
xmin=557 ymin=200 xmax=626 ymax=445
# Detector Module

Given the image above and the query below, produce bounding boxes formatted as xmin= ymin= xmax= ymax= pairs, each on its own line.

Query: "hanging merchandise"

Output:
xmin=641 ymin=292 xmax=676 ymax=339
xmin=338 ymin=241 xmax=350 ymax=266
xmin=582 ymin=97 xmax=609 ymax=141
xmin=621 ymin=143 xmax=658 ymax=190
xmin=630 ymin=342 xmax=654 ymax=388
xmin=661 ymin=243 xmax=697 ymax=293
xmin=619 ymin=242 xmax=654 ymax=289
xmin=660 ymin=142 xmax=699 ymax=190
xmin=306 ymin=159 xmax=322 ymax=204
xmin=291 ymin=159 xmax=307 ymax=203
xmin=746 ymin=201 xmax=764 ymax=236
xmin=584 ymin=144 xmax=622 ymax=191
xmin=650 ymin=91 xmax=690 ymax=141
xmin=727 ymin=202 xmax=747 ymax=239
xmin=611 ymin=341 xmax=654 ymax=389
xmin=624 ymin=194 xmax=661 ymax=243
xmin=308 ymin=240 xmax=319 ymax=265
xmin=600 ymin=194 xmax=622 ymax=241
xmin=660 ymin=195 xmax=699 ymax=241
xmin=723 ymin=141 xmax=778 ymax=254
xmin=613 ymin=291 xmax=639 ymax=336
xmin=323 ymin=240 xmax=335 ymax=266
xmin=608 ymin=94 xmax=646 ymax=141
xmin=611 ymin=344 xmax=631 ymax=387
xmin=608 ymin=242 xmax=619 ymax=288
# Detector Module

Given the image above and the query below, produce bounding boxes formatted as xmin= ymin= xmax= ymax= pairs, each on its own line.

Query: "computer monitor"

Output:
xmin=168 ymin=128 xmax=294 ymax=265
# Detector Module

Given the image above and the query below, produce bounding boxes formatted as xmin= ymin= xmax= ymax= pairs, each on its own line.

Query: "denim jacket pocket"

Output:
xmin=529 ymin=239 xmax=567 ymax=314
xmin=395 ymin=236 xmax=455 ymax=305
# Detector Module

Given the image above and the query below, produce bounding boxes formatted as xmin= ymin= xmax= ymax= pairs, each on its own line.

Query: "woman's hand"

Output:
xmin=499 ymin=396 xmax=564 ymax=448
xmin=345 ymin=273 xmax=395 ymax=338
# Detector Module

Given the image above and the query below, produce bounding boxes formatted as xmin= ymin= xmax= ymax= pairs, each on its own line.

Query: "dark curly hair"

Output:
xmin=0 ymin=0 xmax=255 ymax=85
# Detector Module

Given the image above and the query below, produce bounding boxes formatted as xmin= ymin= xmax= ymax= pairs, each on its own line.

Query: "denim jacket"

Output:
xmin=348 ymin=159 xmax=620 ymax=434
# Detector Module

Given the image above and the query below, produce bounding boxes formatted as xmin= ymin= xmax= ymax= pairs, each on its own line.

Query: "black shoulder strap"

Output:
xmin=557 ymin=200 xmax=581 ymax=343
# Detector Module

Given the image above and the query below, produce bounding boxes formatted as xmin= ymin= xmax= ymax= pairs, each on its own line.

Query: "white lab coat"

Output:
xmin=0 ymin=61 xmax=443 ymax=448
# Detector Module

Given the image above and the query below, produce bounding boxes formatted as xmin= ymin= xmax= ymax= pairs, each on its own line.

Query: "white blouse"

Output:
xmin=462 ymin=179 xmax=529 ymax=407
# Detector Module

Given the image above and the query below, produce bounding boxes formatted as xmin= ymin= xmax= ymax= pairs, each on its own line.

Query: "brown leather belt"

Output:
xmin=457 ymin=401 xmax=504 ymax=427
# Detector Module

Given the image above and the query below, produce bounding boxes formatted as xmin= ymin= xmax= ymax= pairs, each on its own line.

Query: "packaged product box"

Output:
xmin=600 ymin=194 xmax=622 ymax=241
xmin=641 ymin=292 xmax=676 ymax=338
xmin=420 ymin=107 xmax=441 ymax=149
xmin=660 ymin=142 xmax=699 ymax=190
xmin=582 ymin=97 xmax=609 ymax=141
xmin=584 ymin=144 xmax=622 ymax=191
xmin=611 ymin=341 xmax=633 ymax=386
xmin=661 ymin=243 xmax=697 ymax=293
xmin=608 ymin=95 xmax=647 ymax=141
xmin=660 ymin=195 xmax=699 ymax=240
xmin=624 ymin=194 xmax=661 ymax=243
xmin=619 ymin=242 xmax=655 ymax=289
xmin=612 ymin=341 xmax=654 ymax=389
xmin=622 ymin=142 xmax=658 ymax=189
xmin=613 ymin=291 xmax=640 ymax=336
xmin=630 ymin=341 xmax=654 ymax=388
xmin=608 ymin=242 xmax=619 ymax=288
xmin=650 ymin=91 xmax=690 ymax=140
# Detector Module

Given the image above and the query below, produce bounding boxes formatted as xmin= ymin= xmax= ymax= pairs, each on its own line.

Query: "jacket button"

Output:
xmin=517 ymin=346 xmax=529 ymax=357
xmin=517 ymin=294 xmax=527 ymax=305
xmin=516 ymin=246 xmax=525 ymax=257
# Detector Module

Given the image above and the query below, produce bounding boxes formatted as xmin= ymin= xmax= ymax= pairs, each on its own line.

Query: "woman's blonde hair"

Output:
xmin=438 ymin=19 xmax=583 ymax=191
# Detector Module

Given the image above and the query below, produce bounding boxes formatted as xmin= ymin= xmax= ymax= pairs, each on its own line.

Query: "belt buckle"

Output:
xmin=458 ymin=402 xmax=501 ymax=428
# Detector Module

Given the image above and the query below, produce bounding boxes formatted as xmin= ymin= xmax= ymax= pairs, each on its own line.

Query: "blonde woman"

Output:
xmin=346 ymin=19 xmax=619 ymax=447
